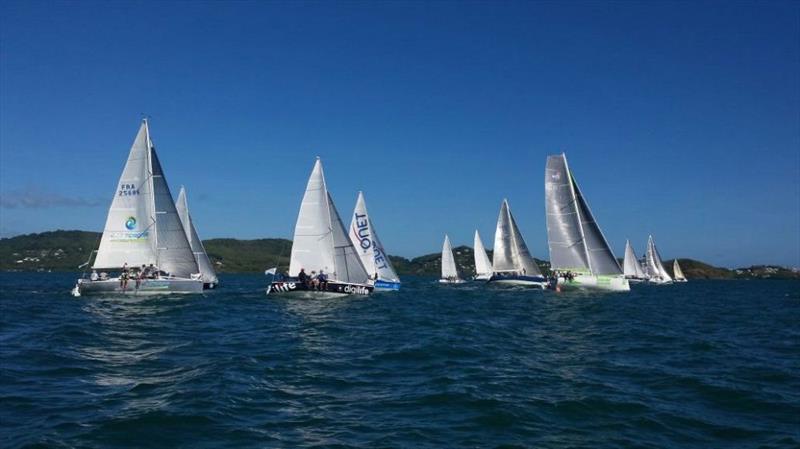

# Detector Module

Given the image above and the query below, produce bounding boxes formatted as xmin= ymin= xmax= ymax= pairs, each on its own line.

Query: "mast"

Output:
xmin=144 ymin=118 xmax=159 ymax=268
xmin=563 ymin=154 xmax=592 ymax=275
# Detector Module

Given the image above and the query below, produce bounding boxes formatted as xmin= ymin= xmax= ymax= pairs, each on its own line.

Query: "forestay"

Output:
xmin=176 ymin=186 xmax=218 ymax=284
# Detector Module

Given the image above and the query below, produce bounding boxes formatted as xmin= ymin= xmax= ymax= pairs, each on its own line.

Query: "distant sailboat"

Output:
xmin=473 ymin=230 xmax=492 ymax=281
xmin=645 ymin=235 xmax=673 ymax=284
xmin=266 ymin=158 xmax=373 ymax=297
xmin=673 ymin=259 xmax=688 ymax=283
xmin=72 ymin=119 xmax=203 ymax=296
xmin=486 ymin=200 xmax=548 ymax=288
xmin=176 ymin=186 xmax=218 ymax=289
xmin=439 ymin=234 xmax=465 ymax=284
xmin=348 ymin=191 xmax=401 ymax=291
xmin=623 ymin=239 xmax=648 ymax=283
xmin=544 ymin=153 xmax=630 ymax=291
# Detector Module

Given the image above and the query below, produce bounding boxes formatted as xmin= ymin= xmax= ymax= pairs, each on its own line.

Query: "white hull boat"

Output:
xmin=439 ymin=234 xmax=466 ymax=284
xmin=348 ymin=191 xmax=401 ymax=292
xmin=486 ymin=200 xmax=548 ymax=289
xmin=73 ymin=120 xmax=203 ymax=296
xmin=544 ymin=154 xmax=630 ymax=292
xmin=645 ymin=235 xmax=673 ymax=285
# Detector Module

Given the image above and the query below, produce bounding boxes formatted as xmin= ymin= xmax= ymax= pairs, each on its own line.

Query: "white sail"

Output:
xmin=673 ymin=259 xmax=686 ymax=281
xmin=93 ymin=122 xmax=157 ymax=269
xmin=492 ymin=199 xmax=542 ymax=276
xmin=289 ymin=158 xmax=368 ymax=284
xmin=441 ymin=234 xmax=459 ymax=279
xmin=645 ymin=235 xmax=672 ymax=282
xmin=176 ymin=186 xmax=217 ymax=284
xmin=623 ymin=240 xmax=646 ymax=278
xmin=473 ymin=230 xmax=492 ymax=278
xmin=545 ymin=154 xmax=622 ymax=276
xmin=93 ymin=120 xmax=198 ymax=278
xmin=349 ymin=192 xmax=400 ymax=282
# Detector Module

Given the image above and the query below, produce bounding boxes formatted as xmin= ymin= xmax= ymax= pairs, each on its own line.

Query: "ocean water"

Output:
xmin=1 ymin=273 xmax=798 ymax=449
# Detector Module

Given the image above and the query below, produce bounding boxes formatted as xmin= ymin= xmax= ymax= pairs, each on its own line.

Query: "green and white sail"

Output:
xmin=93 ymin=120 xmax=198 ymax=278
xmin=492 ymin=199 xmax=541 ymax=276
xmin=176 ymin=186 xmax=217 ymax=285
xmin=544 ymin=154 xmax=622 ymax=276
xmin=289 ymin=158 xmax=369 ymax=284
xmin=348 ymin=191 xmax=400 ymax=283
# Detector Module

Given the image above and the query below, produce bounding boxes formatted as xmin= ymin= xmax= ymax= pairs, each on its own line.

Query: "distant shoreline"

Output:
xmin=2 ymin=230 xmax=798 ymax=280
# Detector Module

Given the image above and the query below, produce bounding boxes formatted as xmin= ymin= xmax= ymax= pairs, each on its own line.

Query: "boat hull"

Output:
xmin=557 ymin=274 xmax=630 ymax=292
xmin=267 ymin=280 xmax=373 ymax=298
xmin=487 ymin=274 xmax=549 ymax=289
xmin=373 ymin=280 xmax=401 ymax=291
xmin=647 ymin=278 xmax=673 ymax=285
xmin=473 ymin=274 xmax=492 ymax=281
xmin=439 ymin=279 xmax=466 ymax=284
xmin=74 ymin=277 xmax=204 ymax=296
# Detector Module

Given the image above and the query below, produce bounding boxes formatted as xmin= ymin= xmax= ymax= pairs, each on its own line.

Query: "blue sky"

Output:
xmin=1 ymin=1 xmax=798 ymax=267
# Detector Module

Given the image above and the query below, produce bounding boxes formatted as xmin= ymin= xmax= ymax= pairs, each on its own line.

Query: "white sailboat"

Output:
xmin=348 ymin=191 xmax=401 ymax=291
xmin=439 ymin=234 xmax=465 ymax=284
xmin=473 ymin=230 xmax=492 ymax=281
xmin=487 ymin=200 xmax=549 ymax=288
xmin=544 ymin=153 xmax=630 ymax=291
xmin=176 ymin=186 xmax=218 ymax=289
xmin=673 ymin=259 xmax=688 ymax=283
xmin=72 ymin=119 xmax=203 ymax=296
xmin=623 ymin=239 xmax=648 ymax=283
xmin=645 ymin=235 xmax=673 ymax=284
xmin=266 ymin=158 xmax=373 ymax=298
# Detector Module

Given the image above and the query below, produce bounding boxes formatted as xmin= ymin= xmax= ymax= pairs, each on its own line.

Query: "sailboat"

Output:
xmin=176 ymin=186 xmax=218 ymax=289
xmin=72 ymin=119 xmax=203 ymax=296
xmin=623 ymin=239 xmax=648 ymax=283
xmin=544 ymin=154 xmax=630 ymax=291
xmin=348 ymin=191 xmax=401 ymax=291
xmin=486 ymin=200 xmax=549 ymax=288
xmin=673 ymin=259 xmax=688 ymax=282
xmin=439 ymin=234 xmax=466 ymax=284
xmin=645 ymin=235 xmax=673 ymax=284
xmin=266 ymin=158 xmax=373 ymax=298
xmin=473 ymin=230 xmax=492 ymax=281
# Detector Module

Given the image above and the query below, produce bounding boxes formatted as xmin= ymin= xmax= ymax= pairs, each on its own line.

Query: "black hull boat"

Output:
xmin=268 ymin=280 xmax=373 ymax=298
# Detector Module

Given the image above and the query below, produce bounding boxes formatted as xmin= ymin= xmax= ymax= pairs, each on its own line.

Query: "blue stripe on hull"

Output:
xmin=374 ymin=280 xmax=401 ymax=291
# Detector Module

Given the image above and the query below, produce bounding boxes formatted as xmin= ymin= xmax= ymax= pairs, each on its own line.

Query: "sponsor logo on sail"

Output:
xmin=125 ymin=216 xmax=137 ymax=230
xmin=351 ymin=213 xmax=371 ymax=250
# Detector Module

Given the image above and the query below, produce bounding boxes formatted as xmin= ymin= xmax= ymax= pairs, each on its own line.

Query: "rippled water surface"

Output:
xmin=1 ymin=273 xmax=799 ymax=448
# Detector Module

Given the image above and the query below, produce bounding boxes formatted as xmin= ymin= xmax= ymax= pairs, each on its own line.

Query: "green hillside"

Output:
xmin=1 ymin=230 xmax=797 ymax=279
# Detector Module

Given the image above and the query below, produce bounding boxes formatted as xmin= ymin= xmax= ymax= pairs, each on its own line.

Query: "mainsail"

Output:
xmin=348 ymin=192 xmax=400 ymax=282
xmin=673 ymin=259 xmax=686 ymax=281
xmin=473 ymin=230 xmax=492 ymax=278
xmin=645 ymin=235 xmax=672 ymax=281
xmin=289 ymin=158 xmax=369 ymax=284
xmin=492 ymin=200 xmax=541 ymax=276
xmin=623 ymin=240 xmax=646 ymax=278
xmin=93 ymin=120 xmax=198 ymax=278
xmin=545 ymin=154 xmax=622 ymax=276
xmin=441 ymin=235 xmax=459 ymax=279
xmin=176 ymin=186 xmax=217 ymax=284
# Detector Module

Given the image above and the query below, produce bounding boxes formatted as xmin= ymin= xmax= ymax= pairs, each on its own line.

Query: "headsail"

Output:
xmin=473 ymin=230 xmax=492 ymax=278
xmin=492 ymin=199 xmax=542 ymax=276
xmin=349 ymin=192 xmax=400 ymax=282
xmin=441 ymin=235 xmax=459 ymax=279
xmin=176 ymin=186 xmax=217 ymax=284
xmin=545 ymin=154 xmax=621 ymax=275
xmin=289 ymin=158 xmax=368 ymax=284
xmin=507 ymin=205 xmax=542 ymax=276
